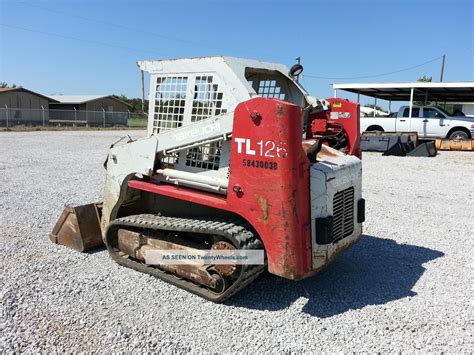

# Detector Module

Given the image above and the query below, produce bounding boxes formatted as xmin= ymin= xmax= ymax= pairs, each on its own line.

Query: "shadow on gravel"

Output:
xmin=87 ymin=246 xmax=107 ymax=255
xmin=227 ymin=235 xmax=444 ymax=318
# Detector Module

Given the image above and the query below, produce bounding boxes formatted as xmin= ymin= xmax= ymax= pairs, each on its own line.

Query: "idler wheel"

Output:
xmin=209 ymin=272 xmax=227 ymax=294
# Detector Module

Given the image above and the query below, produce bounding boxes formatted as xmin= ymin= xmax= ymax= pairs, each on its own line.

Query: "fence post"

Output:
xmin=102 ymin=108 xmax=106 ymax=128
xmin=41 ymin=105 xmax=45 ymax=127
xmin=74 ymin=108 xmax=77 ymax=127
xmin=4 ymin=104 xmax=8 ymax=128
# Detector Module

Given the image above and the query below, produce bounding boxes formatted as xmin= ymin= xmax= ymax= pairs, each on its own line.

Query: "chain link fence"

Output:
xmin=0 ymin=107 xmax=147 ymax=128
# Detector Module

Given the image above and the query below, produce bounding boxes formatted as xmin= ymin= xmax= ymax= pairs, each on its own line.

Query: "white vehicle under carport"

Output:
xmin=361 ymin=105 xmax=474 ymax=140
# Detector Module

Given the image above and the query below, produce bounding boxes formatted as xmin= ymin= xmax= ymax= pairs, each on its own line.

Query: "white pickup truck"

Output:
xmin=361 ymin=105 xmax=474 ymax=139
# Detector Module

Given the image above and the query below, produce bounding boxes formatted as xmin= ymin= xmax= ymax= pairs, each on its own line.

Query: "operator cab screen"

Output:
xmin=245 ymin=68 xmax=306 ymax=108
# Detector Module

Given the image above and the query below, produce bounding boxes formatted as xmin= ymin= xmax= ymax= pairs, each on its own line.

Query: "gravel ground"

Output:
xmin=1 ymin=130 xmax=473 ymax=352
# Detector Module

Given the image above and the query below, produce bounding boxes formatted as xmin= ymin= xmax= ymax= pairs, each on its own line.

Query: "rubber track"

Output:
xmin=105 ymin=214 xmax=265 ymax=302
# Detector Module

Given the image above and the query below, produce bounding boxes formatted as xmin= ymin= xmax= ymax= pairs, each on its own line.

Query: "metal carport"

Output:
xmin=332 ymin=82 xmax=474 ymax=118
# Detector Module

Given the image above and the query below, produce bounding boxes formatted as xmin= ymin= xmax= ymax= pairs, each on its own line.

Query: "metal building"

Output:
xmin=48 ymin=95 xmax=132 ymax=125
xmin=48 ymin=95 xmax=131 ymax=112
xmin=0 ymin=87 xmax=58 ymax=125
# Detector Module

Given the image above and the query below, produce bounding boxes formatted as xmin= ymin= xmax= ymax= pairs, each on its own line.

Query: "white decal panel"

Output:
xmin=234 ymin=138 xmax=287 ymax=158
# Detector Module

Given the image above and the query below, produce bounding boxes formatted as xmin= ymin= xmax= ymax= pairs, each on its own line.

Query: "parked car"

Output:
xmin=360 ymin=105 xmax=474 ymax=139
xmin=360 ymin=106 xmax=389 ymax=117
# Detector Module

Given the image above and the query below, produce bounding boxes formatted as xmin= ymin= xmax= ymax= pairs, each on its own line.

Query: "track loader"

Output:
xmin=50 ymin=57 xmax=365 ymax=301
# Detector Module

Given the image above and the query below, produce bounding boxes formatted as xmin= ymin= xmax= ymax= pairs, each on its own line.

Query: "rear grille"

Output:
xmin=332 ymin=187 xmax=354 ymax=242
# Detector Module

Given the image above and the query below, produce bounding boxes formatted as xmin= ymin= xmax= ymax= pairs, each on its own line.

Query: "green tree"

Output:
xmin=417 ymin=75 xmax=432 ymax=82
xmin=414 ymin=75 xmax=433 ymax=105
xmin=0 ymin=82 xmax=17 ymax=88
xmin=114 ymin=94 xmax=148 ymax=113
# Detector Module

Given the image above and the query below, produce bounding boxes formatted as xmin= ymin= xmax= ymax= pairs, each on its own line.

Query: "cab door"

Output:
xmin=406 ymin=107 xmax=429 ymax=137
xmin=396 ymin=107 xmax=420 ymax=133
xmin=420 ymin=107 xmax=446 ymax=138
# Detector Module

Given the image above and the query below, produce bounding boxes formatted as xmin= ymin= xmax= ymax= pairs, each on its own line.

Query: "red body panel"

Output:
xmin=129 ymin=181 xmax=229 ymax=210
xmin=309 ymin=98 xmax=361 ymax=158
xmin=226 ymin=98 xmax=312 ymax=279
xmin=129 ymin=98 xmax=313 ymax=279
xmin=329 ymin=98 xmax=361 ymax=158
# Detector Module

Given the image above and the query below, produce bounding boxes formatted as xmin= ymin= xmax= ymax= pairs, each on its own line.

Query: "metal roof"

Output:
xmin=137 ymin=56 xmax=290 ymax=75
xmin=49 ymin=95 xmax=132 ymax=107
xmin=333 ymin=82 xmax=474 ymax=102
xmin=0 ymin=87 xmax=59 ymax=102
xmin=49 ymin=95 xmax=111 ymax=104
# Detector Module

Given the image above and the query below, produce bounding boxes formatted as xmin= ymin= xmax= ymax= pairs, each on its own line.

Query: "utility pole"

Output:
xmin=440 ymin=54 xmax=446 ymax=82
xmin=141 ymin=70 xmax=145 ymax=113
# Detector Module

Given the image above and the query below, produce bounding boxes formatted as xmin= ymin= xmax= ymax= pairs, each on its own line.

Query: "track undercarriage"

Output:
xmin=105 ymin=215 xmax=265 ymax=302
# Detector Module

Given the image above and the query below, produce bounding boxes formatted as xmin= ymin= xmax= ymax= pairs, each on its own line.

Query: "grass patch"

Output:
xmin=127 ymin=118 xmax=148 ymax=128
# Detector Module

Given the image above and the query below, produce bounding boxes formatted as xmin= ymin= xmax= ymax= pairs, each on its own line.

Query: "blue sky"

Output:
xmin=0 ymin=0 xmax=473 ymax=109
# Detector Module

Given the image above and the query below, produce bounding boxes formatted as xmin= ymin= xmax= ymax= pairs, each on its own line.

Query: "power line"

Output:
xmin=7 ymin=2 xmax=444 ymax=81
xmin=303 ymin=56 xmax=442 ymax=80
xmin=19 ymin=1 xmax=206 ymax=47
xmin=0 ymin=23 xmax=162 ymax=55
xmin=17 ymin=1 xmax=266 ymax=57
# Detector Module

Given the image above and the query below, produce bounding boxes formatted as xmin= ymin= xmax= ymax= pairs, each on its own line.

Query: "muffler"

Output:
xmin=49 ymin=203 xmax=104 ymax=252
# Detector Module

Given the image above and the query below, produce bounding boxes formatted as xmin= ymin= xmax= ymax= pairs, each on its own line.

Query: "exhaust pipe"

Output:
xmin=49 ymin=203 xmax=104 ymax=252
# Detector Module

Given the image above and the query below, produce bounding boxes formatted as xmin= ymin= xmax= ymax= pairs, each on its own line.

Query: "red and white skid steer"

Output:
xmin=50 ymin=57 xmax=365 ymax=302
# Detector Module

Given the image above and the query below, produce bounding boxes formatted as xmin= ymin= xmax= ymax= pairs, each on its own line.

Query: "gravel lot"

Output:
xmin=1 ymin=130 xmax=473 ymax=352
